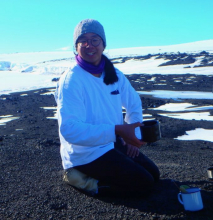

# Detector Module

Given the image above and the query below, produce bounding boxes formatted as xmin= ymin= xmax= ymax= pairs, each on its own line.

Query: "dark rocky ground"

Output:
xmin=112 ymin=51 xmax=213 ymax=68
xmin=0 ymin=73 xmax=213 ymax=220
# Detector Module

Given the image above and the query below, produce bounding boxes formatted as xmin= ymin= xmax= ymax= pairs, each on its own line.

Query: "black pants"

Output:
xmin=75 ymin=137 xmax=160 ymax=196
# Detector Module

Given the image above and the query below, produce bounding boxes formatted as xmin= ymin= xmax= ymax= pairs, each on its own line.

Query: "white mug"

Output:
xmin=178 ymin=188 xmax=203 ymax=211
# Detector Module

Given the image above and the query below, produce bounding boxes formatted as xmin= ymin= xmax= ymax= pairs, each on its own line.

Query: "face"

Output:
xmin=76 ymin=33 xmax=105 ymax=66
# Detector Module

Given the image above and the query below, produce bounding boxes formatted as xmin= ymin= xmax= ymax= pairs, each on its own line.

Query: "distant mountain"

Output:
xmin=1 ymin=39 xmax=213 ymax=63
xmin=111 ymin=50 xmax=213 ymax=68
xmin=107 ymin=40 xmax=213 ymax=58
xmin=0 ymin=40 xmax=213 ymax=75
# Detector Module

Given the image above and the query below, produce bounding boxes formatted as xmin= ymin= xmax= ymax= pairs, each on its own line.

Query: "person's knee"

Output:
xmin=144 ymin=175 xmax=155 ymax=188
xmin=64 ymin=168 xmax=98 ymax=195
xmin=153 ymin=166 xmax=160 ymax=182
xmin=134 ymin=173 xmax=155 ymax=191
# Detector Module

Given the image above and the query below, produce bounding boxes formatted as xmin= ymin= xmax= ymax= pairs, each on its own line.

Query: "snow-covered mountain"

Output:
xmin=107 ymin=39 xmax=213 ymax=57
xmin=0 ymin=40 xmax=213 ymax=75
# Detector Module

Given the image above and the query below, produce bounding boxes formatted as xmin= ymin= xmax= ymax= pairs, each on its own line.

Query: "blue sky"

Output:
xmin=1 ymin=0 xmax=213 ymax=53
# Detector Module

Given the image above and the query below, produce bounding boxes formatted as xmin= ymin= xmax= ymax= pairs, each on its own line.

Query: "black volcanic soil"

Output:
xmin=1 ymin=74 xmax=213 ymax=220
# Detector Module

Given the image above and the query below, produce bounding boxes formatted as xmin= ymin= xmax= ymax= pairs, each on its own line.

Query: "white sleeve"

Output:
xmin=118 ymin=70 xmax=143 ymax=139
xmin=56 ymin=73 xmax=116 ymax=146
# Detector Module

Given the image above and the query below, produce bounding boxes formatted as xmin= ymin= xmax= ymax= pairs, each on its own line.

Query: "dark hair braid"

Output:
xmin=103 ymin=54 xmax=118 ymax=85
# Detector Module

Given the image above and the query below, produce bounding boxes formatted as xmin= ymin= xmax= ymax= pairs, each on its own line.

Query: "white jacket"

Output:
xmin=55 ymin=64 xmax=142 ymax=169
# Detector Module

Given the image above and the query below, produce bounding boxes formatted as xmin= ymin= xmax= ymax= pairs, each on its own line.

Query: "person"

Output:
xmin=55 ymin=19 xmax=160 ymax=197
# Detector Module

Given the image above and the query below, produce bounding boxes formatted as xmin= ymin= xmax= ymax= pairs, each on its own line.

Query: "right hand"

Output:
xmin=115 ymin=122 xmax=144 ymax=148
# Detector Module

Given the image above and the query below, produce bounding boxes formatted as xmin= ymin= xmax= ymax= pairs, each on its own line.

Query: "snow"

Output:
xmin=115 ymin=59 xmax=213 ymax=75
xmin=159 ymin=112 xmax=212 ymax=121
xmin=0 ymin=71 xmax=58 ymax=95
xmin=137 ymin=91 xmax=213 ymax=100
xmin=0 ymin=61 xmax=11 ymax=71
xmin=149 ymin=103 xmax=213 ymax=112
xmin=1 ymin=39 xmax=213 ymax=142
xmin=0 ymin=39 xmax=213 ymax=73
xmin=0 ymin=51 xmax=74 ymax=64
xmin=0 ymin=115 xmax=20 ymax=126
xmin=0 ymin=40 xmax=213 ymax=95
xmin=106 ymin=39 xmax=213 ymax=58
xmin=175 ymin=128 xmax=213 ymax=142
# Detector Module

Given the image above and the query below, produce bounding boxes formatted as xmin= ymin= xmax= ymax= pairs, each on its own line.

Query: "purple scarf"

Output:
xmin=75 ymin=55 xmax=105 ymax=74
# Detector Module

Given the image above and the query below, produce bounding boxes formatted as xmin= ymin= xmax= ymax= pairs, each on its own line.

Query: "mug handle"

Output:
xmin=178 ymin=193 xmax=184 ymax=205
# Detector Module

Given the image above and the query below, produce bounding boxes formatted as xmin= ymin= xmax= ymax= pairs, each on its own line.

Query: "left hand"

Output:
xmin=115 ymin=123 xmax=144 ymax=148
xmin=126 ymin=144 xmax=140 ymax=158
